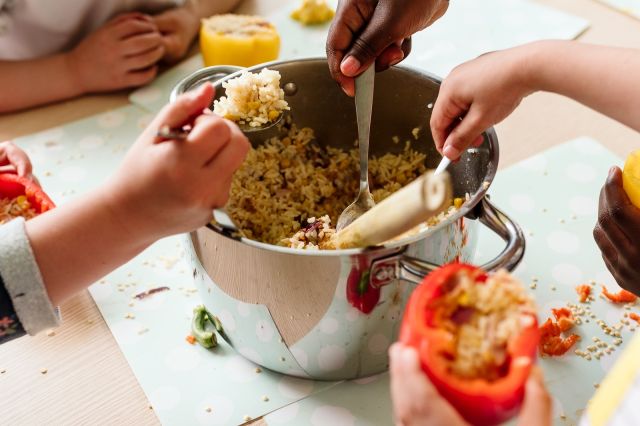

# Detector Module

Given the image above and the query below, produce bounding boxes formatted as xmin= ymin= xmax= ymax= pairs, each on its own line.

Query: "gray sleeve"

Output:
xmin=0 ymin=218 xmax=60 ymax=335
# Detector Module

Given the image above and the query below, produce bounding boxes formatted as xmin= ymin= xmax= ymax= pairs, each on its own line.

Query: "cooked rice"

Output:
xmin=431 ymin=269 xmax=536 ymax=381
xmin=0 ymin=195 xmax=37 ymax=224
xmin=283 ymin=215 xmax=336 ymax=249
xmin=226 ymin=123 xmax=436 ymax=246
xmin=213 ymin=68 xmax=289 ymax=127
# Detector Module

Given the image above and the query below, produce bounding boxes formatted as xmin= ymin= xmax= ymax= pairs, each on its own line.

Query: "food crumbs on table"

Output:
xmin=186 ymin=335 xmax=197 ymax=345
xmin=243 ymin=415 xmax=252 ymax=422
xmin=559 ymin=219 xmax=565 ymax=224
xmin=128 ymin=302 xmax=135 ymax=307
xmin=392 ymin=136 xmax=400 ymax=144
xmin=280 ymin=357 xmax=286 ymax=362
xmin=594 ymin=383 xmax=600 ymax=388
xmin=255 ymin=367 xmax=262 ymax=373
xmin=125 ymin=313 xmax=135 ymax=319
xmin=46 ymin=329 xmax=55 ymax=337
xmin=86 ymin=319 xmax=94 ymax=325
xmin=138 ymin=328 xmax=149 ymax=335
xmin=205 ymin=407 xmax=212 ymax=413
xmin=1 ymin=368 xmax=6 ymax=374
xmin=262 ymin=395 xmax=269 ymax=402
xmin=40 ymin=368 xmax=48 ymax=375
xmin=411 ymin=127 xmax=420 ymax=140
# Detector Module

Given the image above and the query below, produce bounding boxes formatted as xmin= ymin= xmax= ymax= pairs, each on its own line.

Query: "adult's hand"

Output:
xmin=326 ymin=0 xmax=449 ymax=96
xmin=594 ymin=167 xmax=640 ymax=295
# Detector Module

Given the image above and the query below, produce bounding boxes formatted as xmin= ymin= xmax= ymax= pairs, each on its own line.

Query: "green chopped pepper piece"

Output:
xmin=192 ymin=305 xmax=217 ymax=348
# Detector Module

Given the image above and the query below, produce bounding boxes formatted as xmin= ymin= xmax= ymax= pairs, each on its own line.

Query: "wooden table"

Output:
xmin=1 ymin=0 xmax=638 ymax=424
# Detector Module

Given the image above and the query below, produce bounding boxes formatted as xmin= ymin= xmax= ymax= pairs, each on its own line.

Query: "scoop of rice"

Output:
xmin=213 ymin=68 xmax=289 ymax=127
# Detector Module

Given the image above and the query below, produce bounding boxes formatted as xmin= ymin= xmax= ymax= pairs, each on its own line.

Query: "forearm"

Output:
xmin=0 ymin=54 xmax=84 ymax=113
xmin=25 ymin=188 xmax=152 ymax=306
xmin=525 ymin=40 xmax=640 ymax=132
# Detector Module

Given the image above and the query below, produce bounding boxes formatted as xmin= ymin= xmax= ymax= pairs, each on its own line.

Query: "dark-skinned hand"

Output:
xmin=326 ymin=0 xmax=449 ymax=96
xmin=594 ymin=167 xmax=640 ymax=295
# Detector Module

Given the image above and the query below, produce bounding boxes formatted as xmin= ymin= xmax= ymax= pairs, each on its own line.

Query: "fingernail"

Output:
xmin=341 ymin=56 xmax=361 ymax=77
xmin=443 ymin=145 xmax=461 ymax=160
xmin=389 ymin=52 xmax=404 ymax=67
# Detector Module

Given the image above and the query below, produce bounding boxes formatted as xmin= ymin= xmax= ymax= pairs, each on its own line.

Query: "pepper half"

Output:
xmin=0 ymin=173 xmax=55 ymax=214
xmin=399 ymin=263 xmax=539 ymax=426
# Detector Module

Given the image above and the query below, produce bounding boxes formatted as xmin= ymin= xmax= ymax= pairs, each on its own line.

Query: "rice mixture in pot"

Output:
xmin=226 ymin=122 xmax=459 ymax=248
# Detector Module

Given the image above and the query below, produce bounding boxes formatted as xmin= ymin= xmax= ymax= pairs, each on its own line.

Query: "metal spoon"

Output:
xmin=336 ymin=66 xmax=376 ymax=231
xmin=434 ymin=156 xmax=451 ymax=176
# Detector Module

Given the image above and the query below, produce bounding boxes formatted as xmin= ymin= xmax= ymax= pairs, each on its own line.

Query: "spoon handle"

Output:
xmin=333 ymin=171 xmax=453 ymax=249
xmin=355 ymin=66 xmax=375 ymax=188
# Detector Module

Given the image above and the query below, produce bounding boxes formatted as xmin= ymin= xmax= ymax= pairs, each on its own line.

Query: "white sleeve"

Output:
xmin=0 ymin=217 xmax=60 ymax=335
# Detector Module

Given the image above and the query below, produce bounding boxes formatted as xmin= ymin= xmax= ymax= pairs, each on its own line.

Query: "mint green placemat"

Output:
xmin=129 ymin=0 xmax=589 ymax=114
xmin=264 ymin=138 xmax=633 ymax=426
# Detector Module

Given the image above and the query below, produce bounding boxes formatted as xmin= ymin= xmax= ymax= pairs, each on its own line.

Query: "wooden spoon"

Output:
xmin=332 ymin=171 xmax=453 ymax=249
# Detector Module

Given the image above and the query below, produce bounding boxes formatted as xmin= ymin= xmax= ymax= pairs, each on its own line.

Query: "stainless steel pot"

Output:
xmin=173 ymin=58 xmax=525 ymax=381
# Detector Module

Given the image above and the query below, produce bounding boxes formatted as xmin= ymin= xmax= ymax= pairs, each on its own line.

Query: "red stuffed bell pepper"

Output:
xmin=0 ymin=173 xmax=55 ymax=224
xmin=399 ymin=263 xmax=539 ymax=426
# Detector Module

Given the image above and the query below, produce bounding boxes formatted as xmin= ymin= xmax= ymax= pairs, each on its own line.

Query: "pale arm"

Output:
xmin=0 ymin=55 xmax=82 ymax=113
xmin=528 ymin=40 xmax=640 ymax=132
xmin=431 ymin=40 xmax=640 ymax=159
xmin=25 ymin=188 xmax=151 ymax=307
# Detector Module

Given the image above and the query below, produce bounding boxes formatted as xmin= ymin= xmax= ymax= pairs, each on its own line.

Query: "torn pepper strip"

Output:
xmin=602 ymin=286 xmax=638 ymax=304
xmin=539 ymin=307 xmax=580 ymax=357
xmin=400 ymin=263 xmax=538 ymax=426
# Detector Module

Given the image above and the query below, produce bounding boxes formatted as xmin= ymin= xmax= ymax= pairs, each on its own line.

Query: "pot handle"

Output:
xmin=169 ymin=65 xmax=244 ymax=103
xmin=370 ymin=198 xmax=526 ymax=287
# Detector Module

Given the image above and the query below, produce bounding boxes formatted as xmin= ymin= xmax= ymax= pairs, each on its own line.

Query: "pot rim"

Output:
xmin=176 ymin=57 xmax=499 ymax=257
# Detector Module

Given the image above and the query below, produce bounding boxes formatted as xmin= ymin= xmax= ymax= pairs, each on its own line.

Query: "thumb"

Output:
xmin=517 ymin=367 xmax=552 ymax=426
xmin=340 ymin=9 xmax=397 ymax=77
xmin=152 ymin=83 xmax=215 ymax=132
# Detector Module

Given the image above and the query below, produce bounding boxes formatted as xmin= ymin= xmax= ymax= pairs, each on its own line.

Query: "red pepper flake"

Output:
xmin=134 ymin=286 xmax=170 ymax=300
xmin=186 ymin=335 xmax=196 ymax=345
xmin=602 ymin=286 xmax=637 ymax=304
xmin=576 ymin=284 xmax=591 ymax=303
xmin=539 ymin=308 xmax=580 ymax=357
xmin=551 ymin=307 xmax=575 ymax=332
xmin=629 ymin=313 xmax=640 ymax=324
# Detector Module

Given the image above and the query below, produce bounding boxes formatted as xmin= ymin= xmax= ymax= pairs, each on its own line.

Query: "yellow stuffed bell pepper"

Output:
xmin=200 ymin=14 xmax=280 ymax=68
xmin=291 ymin=0 xmax=335 ymax=25
xmin=623 ymin=150 xmax=640 ymax=208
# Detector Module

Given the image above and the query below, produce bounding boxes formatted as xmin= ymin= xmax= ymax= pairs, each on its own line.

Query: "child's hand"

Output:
xmin=153 ymin=8 xmax=199 ymax=64
xmin=594 ymin=167 xmax=640 ymax=295
xmin=430 ymin=46 xmax=535 ymax=160
xmin=389 ymin=343 xmax=552 ymax=426
xmin=0 ymin=140 xmax=35 ymax=181
xmin=103 ymin=82 xmax=250 ymax=242
xmin=389 ymin=343 xmax=469 ymax=426
xmin=68 ymin=12 xmax=165 ymax=93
